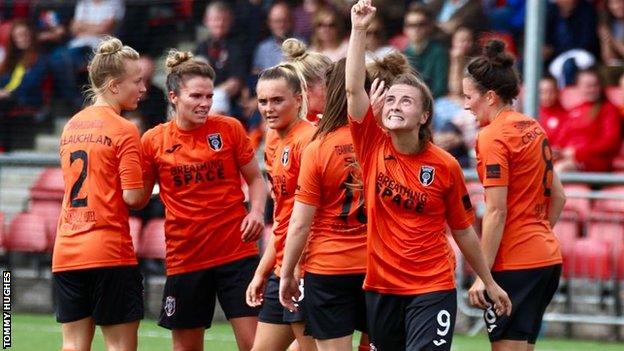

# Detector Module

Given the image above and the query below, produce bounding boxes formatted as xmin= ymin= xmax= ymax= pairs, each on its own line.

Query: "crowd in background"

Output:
xmin=1 ymin=0 xmax=624 ymax=172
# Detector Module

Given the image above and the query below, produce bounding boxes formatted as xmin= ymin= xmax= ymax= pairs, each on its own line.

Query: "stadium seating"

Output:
xmin=593 ymin=186 xmax=624 ymax=214
xmin=564 ymin=238 xmax=613 ymax=280
xmin=28 ymin=200 xmax=61 ymax=250
xmin=553 ymin=219 xmax=579 ymax=256
xmin=4 ymin=213 xmax=48 ymax=253
xmin=137 ymin=218 xmax=166 ymax=259
xmin=30 ymin=168 xmax=64 ymax=201
xmin=562 ymin=184 xmax=592 ymax=221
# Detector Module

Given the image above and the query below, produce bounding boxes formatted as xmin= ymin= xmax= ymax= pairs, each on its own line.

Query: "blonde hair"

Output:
xmin=281 ymin=38 xmax=332 ymax=86
xmin=86 ymin=36 xmax=139 ymax=103
xmin=258 ymin=62 xmax=309 ymax=120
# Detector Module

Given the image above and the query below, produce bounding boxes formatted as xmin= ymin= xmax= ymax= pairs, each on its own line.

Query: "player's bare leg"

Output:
xmin=101 ymin=320 xmax=140 ymax=351
xmin=61 ymin=317 xmax=95 ymax=351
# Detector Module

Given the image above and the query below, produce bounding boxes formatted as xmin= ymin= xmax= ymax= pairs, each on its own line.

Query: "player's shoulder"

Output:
xmin=142 ymin=121 xmax=170 ymax=142
xmin=209 ymin=114 xmax=246 ymax=132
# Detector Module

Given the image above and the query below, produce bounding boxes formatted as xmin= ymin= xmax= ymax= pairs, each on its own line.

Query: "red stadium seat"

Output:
xmin=564 ymin=238 xmax=613 ymax=280
xmin=30 ymin=168 xmax=65 ymax=201
xmin=129 ymin=217 xmax=142 ymax=253
xmin=137 ymin=219 xmax=166 ymax=259
xmin=553 ymin=219 xmax=579 ymax=255
xmin=4 ymin=213 xmax=48 ymax=253
xmin=560 ymin=87 xmax=584 ymax=110
xmin=29 ymin=200 xmax=61 ymax=249
xmin=605 ymin=86 xmax=624 ymax=107
xmin=562 ymin=184 xmax=591 ymax=221
xmin=587 ymin=219 xmax=624 ymax=250
xmin=593 ymin=186 xmax=624 ymax=214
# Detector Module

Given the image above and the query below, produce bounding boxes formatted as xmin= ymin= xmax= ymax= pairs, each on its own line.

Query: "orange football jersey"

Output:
xmin=350 ymin=107 xmax=474 ymax=295
xmin=476 ymin=110 xmax=562 ymax=271
xmin=142 ymin=116 xmax=258 ymax=275
xmin=53 ymin=106 xmax=143 ymax=272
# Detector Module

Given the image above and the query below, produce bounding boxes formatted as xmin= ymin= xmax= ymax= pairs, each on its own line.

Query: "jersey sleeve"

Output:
xmin=349 ymin=105 xmax=385 ymax=167
xmin=116 ymin=123 xmax=144 ymax=190
xmin=445 ymin=159 xmax=475 ymax=230
xmin=233 ymin=120 xmax=255 ymax=167
xmin=140 ymin=129 xmax=158 ymax=184
xmin=295 ymin=142 xmax=321 ymax=207
xmin=478 ymin=131 xmax=510 ymax=187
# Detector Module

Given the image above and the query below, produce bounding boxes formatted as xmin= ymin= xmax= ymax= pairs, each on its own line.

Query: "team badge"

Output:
xmin=207 ymin=133 xmax=223 ymax=151
xmin=281 ymin=146 xmax=290 ymax=166
xmin=165 ymin=296 xmax=176 ymax=317
xmin=419 ymin=165 xmax=435 ymax=186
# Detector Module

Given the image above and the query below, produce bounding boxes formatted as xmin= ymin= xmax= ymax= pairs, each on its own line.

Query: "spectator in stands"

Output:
xmin=555 ymin=68 xmax=622 ymax=172
xmin=483 ymin=0 xmax=525 ymax=37
xmin=310 ymin=6 xmax=349 ymax=61
xmin=539 ymin=76 xmax=569 ymax=148
xmin=402 ymin=5 xmax=449 ymax=98
xmin=433 ymin=26 xmax=478 ymax=163
xmin=29 ymin=0 xmax=74 ymax=54
xmin=599 ymin=0 xmax=624 ymax=82
xmin=292 ymin=0 xmax=322 ymax=42
xmin=47 ymin=0 xmax=125 ymax=111
xmin=423 ymin=0 xmax=486 ymax=39
xmin=69 ymin=0 xmax=125 ymax=50
xmin=545 ymin=0 xmax=599 ymax=87
xmin=195 ymin=1 xmax=246 ymax=115
xmin=365 ymin=16 xmax=394 ymax=61
xmin=252 ymin=2 xmax=299 ymax=74
xmin=126 ymin=56 xmax=167 ymax=133
xmin=0 ymin=20 xmax=47 ymax=111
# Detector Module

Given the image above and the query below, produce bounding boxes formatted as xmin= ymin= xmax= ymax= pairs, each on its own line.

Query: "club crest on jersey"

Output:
xmin=207 ymin=133 xmax=223 ymax=151
xmin=165 ymin=296 xmax=176 ymax=317
xmin=419 ymin=166 xmax=435 ymax=186
xmin=281 ymin=146 xmax=291 ymax=166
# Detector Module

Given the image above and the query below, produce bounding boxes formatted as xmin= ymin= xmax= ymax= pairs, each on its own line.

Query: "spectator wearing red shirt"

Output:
xmin=538 ymin=76 xmax=569 ymax=148
xmin=555 ymin=68 xmax=622 ymax=172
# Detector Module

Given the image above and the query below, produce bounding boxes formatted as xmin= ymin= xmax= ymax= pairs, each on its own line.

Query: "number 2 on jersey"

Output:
xmin=70 ymin=150 xmax=88 ymax=207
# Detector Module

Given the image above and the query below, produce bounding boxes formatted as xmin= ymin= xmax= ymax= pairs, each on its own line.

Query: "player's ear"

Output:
xmin=168 ymin=90 xmax=178 ymax=106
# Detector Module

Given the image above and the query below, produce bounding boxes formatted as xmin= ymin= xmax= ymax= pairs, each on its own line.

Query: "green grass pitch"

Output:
xmin=9 ymin=314 xmax=624 ymax=350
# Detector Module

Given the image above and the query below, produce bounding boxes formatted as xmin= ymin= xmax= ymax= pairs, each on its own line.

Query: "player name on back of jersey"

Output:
xmin=60 ymin=133 xmax=112 ymax=147
xmin=375 ymin=171 xmax=428 ymax=213
xmin=169 ymin=160 xmax=225 ymax=187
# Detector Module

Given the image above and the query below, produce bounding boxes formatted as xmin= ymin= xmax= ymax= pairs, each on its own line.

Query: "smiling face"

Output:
xmin=170 ymin=76 xmax=214 ymax=129
xmin=113 ymin=59 xmax=146 ymax=111
xmin=256 ymin=78 xmax=302 ymax=131
xmin=381 ymin=84 xmax=428 ymax=131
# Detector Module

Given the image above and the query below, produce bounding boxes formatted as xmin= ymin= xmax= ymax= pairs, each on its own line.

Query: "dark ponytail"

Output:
xmin=465 ymin=40 xmax=520 ymax=104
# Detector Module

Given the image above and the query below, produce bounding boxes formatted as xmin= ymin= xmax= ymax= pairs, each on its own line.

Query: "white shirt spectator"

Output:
xmin=69 ymin=0 xmax=125 ymax=49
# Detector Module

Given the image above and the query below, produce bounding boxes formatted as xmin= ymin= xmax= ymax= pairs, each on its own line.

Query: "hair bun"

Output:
xmin=166 ymin=49 xmax=194 ymax=72
xmin=484 ymin=40 xmax=514 ymax=68
xmin=96 ymin=36 xmax=123 ymax=56
xmin=282 ymin=38 xmax=307 ymax=61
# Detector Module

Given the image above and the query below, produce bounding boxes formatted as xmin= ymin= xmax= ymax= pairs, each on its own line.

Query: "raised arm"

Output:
xmin=346 ymin=0 xmax=376 ymax=121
